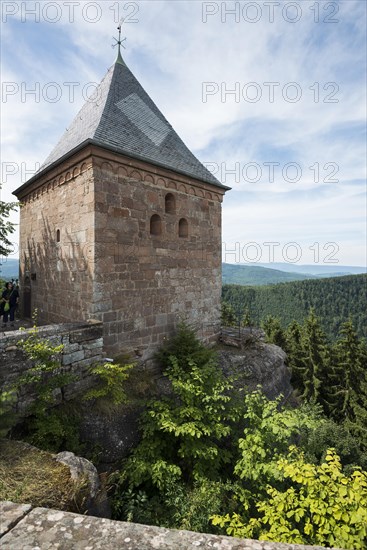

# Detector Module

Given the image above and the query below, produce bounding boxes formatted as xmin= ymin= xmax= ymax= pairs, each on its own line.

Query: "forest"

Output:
xmin=222 ymin=273 xmax=367 ymax=340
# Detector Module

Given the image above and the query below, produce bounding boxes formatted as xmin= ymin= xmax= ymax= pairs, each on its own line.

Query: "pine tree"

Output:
xmin=261 ymin=315 xmax=287 ymax=350
xmin=286 ymin=320 xmax=306 ymax=395
xmin=221 ymin=301 xmax=237 ymax=327
xmin=298 ymin=310 xmax=330 ymax=408
xmin=242 ymin=308 xmax=252 ymax=327
xmin=331 ymin=320 xmax=367 ymax=448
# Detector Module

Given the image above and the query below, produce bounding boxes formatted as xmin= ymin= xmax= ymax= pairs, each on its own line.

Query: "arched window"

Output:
xmin=165 ymin=193 xmax=176 ymax=214
xmin=56 ymin=229 xmax=61 ymax=243
xmin=178 ymin=218 xmax=188 ymax=238
xmin=150 ymin=214 xmax=162 ymax=236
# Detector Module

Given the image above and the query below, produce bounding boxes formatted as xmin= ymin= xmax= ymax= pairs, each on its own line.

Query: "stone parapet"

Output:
xmin=0 ymin=502 xmax=341 ymax=550
xmin=0 ymin=321 xmax=104 ymax=414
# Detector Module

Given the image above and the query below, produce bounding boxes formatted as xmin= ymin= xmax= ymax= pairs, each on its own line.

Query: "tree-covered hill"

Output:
xmin=222 ymin=273 xmax=367 ymax=340
xmin=222 ymin=263 xmax=317 ymax=285
xmin=222 ymin=263 xmax=366 ymax=286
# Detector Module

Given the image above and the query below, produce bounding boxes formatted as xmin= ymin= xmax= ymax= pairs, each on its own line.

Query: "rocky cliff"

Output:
xmin=219 ymin=327 xmax=292 ymax=401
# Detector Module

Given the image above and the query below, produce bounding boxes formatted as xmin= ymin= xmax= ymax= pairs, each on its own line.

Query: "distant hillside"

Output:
xmin=222 ymin=263 xmax=317 ymax=285
xmin=222 ymin=263 xmax=367 ymax=286
xmin=222 ymin=274 xmax=367 ymax=340
xmin=245 ymin=262 xmax=366 ymax=276
xmin=0 ymin=258 xmax=19 ymax=279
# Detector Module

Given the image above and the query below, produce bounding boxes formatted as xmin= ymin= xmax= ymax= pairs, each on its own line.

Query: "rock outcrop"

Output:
xmin=1 ymin=324 xmax=292 ymax=466
xmin=219 ymin=328 xmax=292 ymax=401
xmin=55 ymin=451 xmax=110 ymax=518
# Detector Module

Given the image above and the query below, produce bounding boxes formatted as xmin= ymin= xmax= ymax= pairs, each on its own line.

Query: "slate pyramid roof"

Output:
xmin=31 ymin=55 xmax=226 ymax=189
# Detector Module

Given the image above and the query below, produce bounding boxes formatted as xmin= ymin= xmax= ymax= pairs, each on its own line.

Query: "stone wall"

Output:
xmin=0 ymin=502 xmax=340 ymax=550
xmin=17 ymin=148 xmax=96 ymax=325
xmin=15 ymin=145 xmax=225 ymax=358
xmin=92 ymin=149 xmax=224 ymax=357
xmin=0 ymin=321 xmax=103 ymax=413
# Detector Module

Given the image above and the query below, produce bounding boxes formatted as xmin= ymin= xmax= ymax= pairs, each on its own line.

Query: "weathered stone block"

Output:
xmin=63 ymin=343 xmax=81 ymax=353
xmin=69 ymin=325 xmax=103 ymax=343
xmin=62 ymin=350 xmax=85 ymax=366
xmin=1 ymin=503 xmax=338 ymax=549
xmin=0 ymin=502 xmax=32 ymax=536
xmin=83 ymin=339 xmax=103 ymax=351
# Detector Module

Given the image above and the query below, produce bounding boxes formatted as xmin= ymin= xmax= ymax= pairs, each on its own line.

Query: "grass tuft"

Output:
xmin=0 ymin=439 xmax=89 ymax=512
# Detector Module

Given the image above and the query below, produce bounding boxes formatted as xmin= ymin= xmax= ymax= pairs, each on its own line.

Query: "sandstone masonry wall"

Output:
xmin=16 ymin=145 xmax=224 ymax=358
xmin=92 ymin=151 xmax=223 ymax=357
xmin=18 ymin=150 xmax=95 ymax=325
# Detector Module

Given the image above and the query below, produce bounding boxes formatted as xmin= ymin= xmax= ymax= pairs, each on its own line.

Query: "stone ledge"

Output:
xmin=0 ymin=502 xmax=342 ymax=550
xmin=0 ymin=501 xmax=32 ymax=536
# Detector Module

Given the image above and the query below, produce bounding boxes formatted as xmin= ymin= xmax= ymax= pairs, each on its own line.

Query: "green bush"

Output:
xmin=84 ymin=362 xmax=134 ymax=405
xmin=213 ymin=447 xmax=367 ymax=549
xmin=155 ymin=322 xmax=215 ymax=372
xmin=112 ymin=324 xmax=242 ymax=526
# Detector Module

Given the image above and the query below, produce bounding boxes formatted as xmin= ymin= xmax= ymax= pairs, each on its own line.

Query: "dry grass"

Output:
xmin=0 ymin=439 xmax=89 ymax=512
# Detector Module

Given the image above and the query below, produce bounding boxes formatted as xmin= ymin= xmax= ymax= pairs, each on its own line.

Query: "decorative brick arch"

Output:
xmin=118 ymin=166 xmax=129 ymax=181
xmin=130 ymin=170 xmax=142 ymax=181
xmin=100 ymin=161 xmax=114 ymax=173
xmin=144 ymin=174 xmax=155 ymax=185
xmin=157 ymin=177 xmax=166 ymax=187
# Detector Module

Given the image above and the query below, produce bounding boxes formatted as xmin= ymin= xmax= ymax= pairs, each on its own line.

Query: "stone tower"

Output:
xmin=14 ymin=46 xmax=229 ymax=358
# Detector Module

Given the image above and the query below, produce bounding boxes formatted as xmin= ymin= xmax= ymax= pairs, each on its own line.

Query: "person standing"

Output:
xmin=1 ymin=281 xmax=19 ymax=329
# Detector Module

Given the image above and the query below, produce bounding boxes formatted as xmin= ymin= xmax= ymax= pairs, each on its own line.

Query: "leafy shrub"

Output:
xmin=213 ymin=447 xmax=367 ymax=550
xmin=0 ymin=390 xmax=17 ymax=438
xmin=112 ymin=324 xmax=242 ymax=525
xmin=84 ymin=362 xmax=134 ymax=405
xmin=155 ymin=322 xmax=215 ymax=371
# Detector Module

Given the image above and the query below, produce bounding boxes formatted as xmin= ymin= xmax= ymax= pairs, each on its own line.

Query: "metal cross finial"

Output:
xmin=112 ymin=20 xmax=127 ymax=52
xmin=112 ymin=20 xmax=127 ymax=65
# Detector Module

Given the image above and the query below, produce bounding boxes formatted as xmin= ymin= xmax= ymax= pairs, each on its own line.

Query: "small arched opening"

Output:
xmin=150 ymin=214 xmax=162 ymax=236
xmin=165 ymin=193 xmax=176 ymax=214
xmin=178 ymin=218 xmax=188 ymax=238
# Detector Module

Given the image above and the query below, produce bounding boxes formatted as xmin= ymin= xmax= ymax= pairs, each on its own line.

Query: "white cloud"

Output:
xmin=1 ymin=0 xmax=366 ymax=266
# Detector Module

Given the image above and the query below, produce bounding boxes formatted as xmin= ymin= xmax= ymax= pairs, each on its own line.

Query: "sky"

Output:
xmin=1 ymin=0 xmax=366 ymax=267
